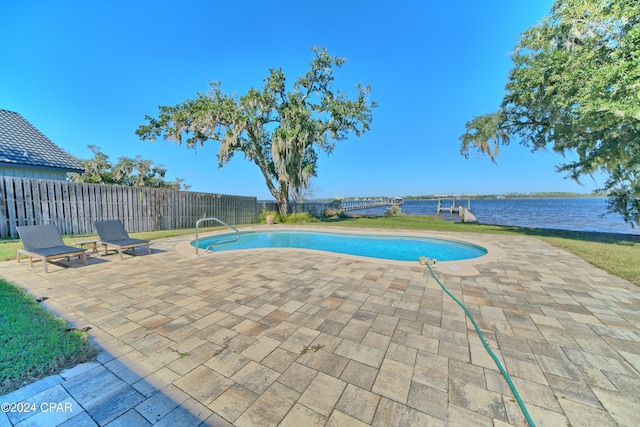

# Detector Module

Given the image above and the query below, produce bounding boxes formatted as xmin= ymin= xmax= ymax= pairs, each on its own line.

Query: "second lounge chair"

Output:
xmin=95 ymin=220 xmax=151 ymax=259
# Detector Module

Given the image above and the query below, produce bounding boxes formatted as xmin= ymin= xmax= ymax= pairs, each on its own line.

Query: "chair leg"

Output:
xmin=118 ymin=249 xmax=123 ymax=260
xmin=42 ymin=256 xmax=49 ymax=273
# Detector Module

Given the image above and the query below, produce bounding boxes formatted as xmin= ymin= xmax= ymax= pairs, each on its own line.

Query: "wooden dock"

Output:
xmin=435 ymin=194 xmax=475 ymax=214
xmin=341 ymin=197 xmax=403 ymax=211
xmin=435 ymin=194 xmax=478 ymax=222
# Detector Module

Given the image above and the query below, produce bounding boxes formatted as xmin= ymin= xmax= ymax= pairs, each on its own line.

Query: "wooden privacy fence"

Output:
xmin=0 ymin=176 xmax=258 ymax=239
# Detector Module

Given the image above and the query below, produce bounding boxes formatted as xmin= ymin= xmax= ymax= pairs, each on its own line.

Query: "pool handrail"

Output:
xmin=194 ymin=217 xmax=240 ymax=255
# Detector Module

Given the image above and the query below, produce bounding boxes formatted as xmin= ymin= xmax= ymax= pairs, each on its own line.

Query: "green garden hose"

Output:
xmin=418 ymin=257 xmax=536 ymax=427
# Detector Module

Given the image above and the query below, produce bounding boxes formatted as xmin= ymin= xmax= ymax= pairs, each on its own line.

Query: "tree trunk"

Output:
xmin=275 ymin=194 xmax=289 ymax=216
xmin=273 ymin=185 xmax=289 ymax=216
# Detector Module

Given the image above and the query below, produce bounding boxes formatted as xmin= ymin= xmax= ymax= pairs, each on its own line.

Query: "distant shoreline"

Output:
xmin=403 ymin=192 xmax=607 ymax=201
xmin=344 ymin=198 xmax=638 ymax=236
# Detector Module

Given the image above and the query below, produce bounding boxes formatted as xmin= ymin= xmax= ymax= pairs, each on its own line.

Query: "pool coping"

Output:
xmin=175 ymin=225 xmax=506 ymax=276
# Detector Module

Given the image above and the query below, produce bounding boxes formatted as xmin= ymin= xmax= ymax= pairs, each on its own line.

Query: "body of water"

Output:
xmin=194 ymin=230 xmax=487 ymax=261
xmin=349 ymin=198 xmax=640 ymax=236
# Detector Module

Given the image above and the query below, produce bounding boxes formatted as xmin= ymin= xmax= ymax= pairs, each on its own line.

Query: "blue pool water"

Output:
xmin=192 ymin=230 xmax=487 ymax=262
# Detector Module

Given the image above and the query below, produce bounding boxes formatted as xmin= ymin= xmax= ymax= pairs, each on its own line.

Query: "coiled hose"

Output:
xmin=419 ymin=257 xmax=536 ymax=427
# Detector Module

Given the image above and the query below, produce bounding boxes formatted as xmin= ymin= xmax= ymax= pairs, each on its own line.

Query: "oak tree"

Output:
xmin=70 ymin=145 xmax=189 ymax=190
xmin=460 ymin=0 xmax=640 ymax=225
xmin=136 ymin=46 xmax=376 ymax=215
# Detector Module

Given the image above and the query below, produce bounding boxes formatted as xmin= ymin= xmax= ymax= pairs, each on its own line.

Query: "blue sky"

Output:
xmin=1 ymin=0 xmax=604 ymax=200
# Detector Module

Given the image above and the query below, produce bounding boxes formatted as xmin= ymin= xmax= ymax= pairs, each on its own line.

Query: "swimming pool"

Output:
xmin=192 ymin=230 xmax=487 ymax=262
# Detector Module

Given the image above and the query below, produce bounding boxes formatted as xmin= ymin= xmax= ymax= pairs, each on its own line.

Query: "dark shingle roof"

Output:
xmin=0 ymin=109 xmax=84 ymax=173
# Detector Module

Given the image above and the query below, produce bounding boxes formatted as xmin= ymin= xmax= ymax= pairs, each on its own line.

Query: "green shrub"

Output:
xmin=279 ymin=211 xmax=319 ymax=223
xmin=383 ymin=205 xmax=403 ymax=217
xmin=324 ymin=208 xmax=345 ymax=218
xmin=259 ymin=210 xmax=320 ymax=224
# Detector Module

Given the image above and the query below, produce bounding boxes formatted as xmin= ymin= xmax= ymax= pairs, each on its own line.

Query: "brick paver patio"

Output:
xmin=1 ymin=226 xmax=639 ymax=426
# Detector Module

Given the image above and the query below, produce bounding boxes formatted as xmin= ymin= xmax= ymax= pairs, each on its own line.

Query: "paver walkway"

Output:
xmin=1 ymin=227 xmax=640 ymax=426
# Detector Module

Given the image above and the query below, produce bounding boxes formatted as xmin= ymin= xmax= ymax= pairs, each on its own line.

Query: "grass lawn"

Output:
xmin=0 ymin=279 xmax=97 ymax=395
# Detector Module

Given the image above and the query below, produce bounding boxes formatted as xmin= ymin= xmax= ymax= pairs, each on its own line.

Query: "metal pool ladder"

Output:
xmin=194 ymin=217 xmax=240 ymax=255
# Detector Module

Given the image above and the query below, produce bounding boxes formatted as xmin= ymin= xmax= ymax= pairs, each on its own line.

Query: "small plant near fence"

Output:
xmin=259 ymin=210 xmax=278 ymax=224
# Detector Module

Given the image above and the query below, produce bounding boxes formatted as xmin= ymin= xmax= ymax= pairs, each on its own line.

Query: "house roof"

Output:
xmin=0 ymin=109 xmax=84 ymax=173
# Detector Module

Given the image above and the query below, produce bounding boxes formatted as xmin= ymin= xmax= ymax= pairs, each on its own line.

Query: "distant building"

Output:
xmin=0 ymin=109 xmax=84 ymax=180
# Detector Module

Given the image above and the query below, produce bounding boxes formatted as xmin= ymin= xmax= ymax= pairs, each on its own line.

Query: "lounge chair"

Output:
xmin=94 ymin=220 xmax=150 ymax=259
xmin=16 ymin=224 xmax=88 ymax=273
